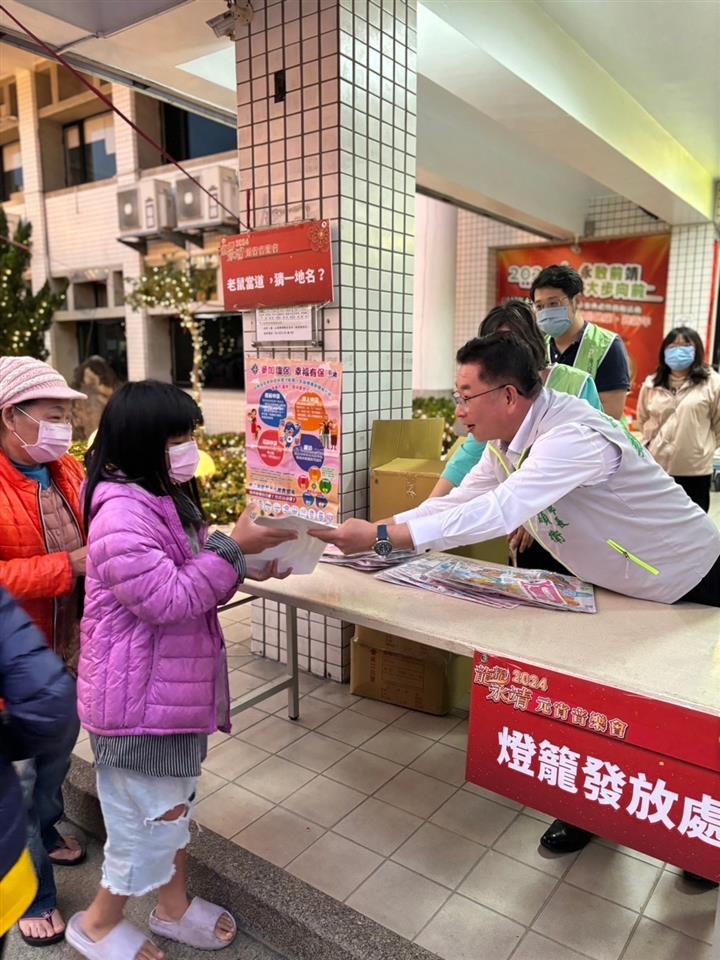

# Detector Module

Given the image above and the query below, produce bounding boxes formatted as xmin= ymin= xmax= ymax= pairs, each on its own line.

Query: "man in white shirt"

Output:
xmin=312 ymin=333 xmax=720 ymax=607
xmin=311 ymin=333 xmax=720 ymax=873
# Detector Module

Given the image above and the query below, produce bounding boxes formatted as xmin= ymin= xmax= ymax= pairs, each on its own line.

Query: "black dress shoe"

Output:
xmin=683 ymin=870 xmax=718 ymax=887
xmin=540 ymin=819 xmax=594 ymax=853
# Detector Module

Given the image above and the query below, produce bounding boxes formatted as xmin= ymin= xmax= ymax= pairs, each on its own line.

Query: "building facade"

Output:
xmin=0 ymin=56 xmax=247 ymax=433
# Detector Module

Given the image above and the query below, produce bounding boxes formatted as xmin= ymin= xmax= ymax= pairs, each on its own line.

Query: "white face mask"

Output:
xmin=167 ymin=440 xmax=200 ymax=484
xmin=13 ymin=408 xmax=72 ymax=463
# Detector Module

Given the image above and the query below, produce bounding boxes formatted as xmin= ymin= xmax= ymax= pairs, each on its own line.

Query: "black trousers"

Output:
xmin=673 ymin=474 xmax=712 ymax=513
xmin=515 ymin=538 xmax=570 ymax=575
xmin=679 ymin=552 xmax=720 ymax=607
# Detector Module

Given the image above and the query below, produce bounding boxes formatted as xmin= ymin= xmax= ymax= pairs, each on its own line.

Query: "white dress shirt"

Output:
xmin=395 ymin=396 xmax=622 ymax=553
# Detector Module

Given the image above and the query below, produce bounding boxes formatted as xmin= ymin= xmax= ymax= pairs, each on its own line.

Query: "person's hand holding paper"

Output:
xmin=245 ymin=558 xmax=294 ymax=582
xmin=234 ymin=514 xmax=338 ymax=576
xmin=229 ymin=509 xmax=297 ymax=579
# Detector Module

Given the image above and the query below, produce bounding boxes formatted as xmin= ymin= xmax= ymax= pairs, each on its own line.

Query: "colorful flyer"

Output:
xmin=245 ymin=358 xmax=342 ymax=523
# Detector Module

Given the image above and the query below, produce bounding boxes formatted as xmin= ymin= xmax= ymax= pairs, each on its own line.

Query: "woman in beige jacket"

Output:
xmin=637 ymin=325 xmax=720 ymax=511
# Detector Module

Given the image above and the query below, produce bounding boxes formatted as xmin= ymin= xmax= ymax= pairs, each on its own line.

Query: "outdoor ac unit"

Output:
xmin=117 ymin=180 xmax=176 ymax=235
xmin=175 ymin=166 xmax=238 ymax=228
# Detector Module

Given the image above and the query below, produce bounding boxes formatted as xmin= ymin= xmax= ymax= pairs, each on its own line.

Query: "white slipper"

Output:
xmin=65 ymin=912 xmax=155 ymax=959
xmin=149 ymin=897 xmax=237 ymax=950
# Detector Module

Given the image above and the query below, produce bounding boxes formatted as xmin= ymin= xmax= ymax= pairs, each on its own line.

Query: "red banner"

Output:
xmin=467 ymin=652 xmax=720 ymax=881
xmin=220 ymin=220 xmax=334 ymax=310
xmin=495 ymin=235 xmax=671 ymax=415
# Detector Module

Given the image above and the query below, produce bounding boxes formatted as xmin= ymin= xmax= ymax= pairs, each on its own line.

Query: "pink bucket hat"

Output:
xmin=0 ymin=356 xmax=87 ymax=409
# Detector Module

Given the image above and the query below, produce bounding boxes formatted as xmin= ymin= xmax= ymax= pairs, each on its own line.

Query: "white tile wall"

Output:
xmin=454 ymin=210 xmax=544 ymax=350
xmin=584 ymin=196 xmax=719 ymax=344
xmin=665 ymin=224 xmax=718 ymax=342
xmin=584 ymin=196 xmax=669 ymax=238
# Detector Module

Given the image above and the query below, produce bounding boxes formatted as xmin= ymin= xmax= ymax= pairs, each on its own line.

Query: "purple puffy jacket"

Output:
xmin=77 ymin=482 xmax=239 ymax=737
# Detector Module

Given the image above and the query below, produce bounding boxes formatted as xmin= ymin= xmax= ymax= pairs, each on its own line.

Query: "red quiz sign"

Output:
xmin=467 ymin=652 xmax=720 ymax=881
xmin=219 ymin=220 xmax=334 ymax=310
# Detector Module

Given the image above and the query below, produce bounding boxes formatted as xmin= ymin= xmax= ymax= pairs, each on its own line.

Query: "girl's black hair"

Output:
xmin=652 ymin=325 xmax=709 ymax=389
xmin=83 ymin=380 xmax=204 ymax=530
xmin=479 ymin=299 xmax=547 ymax=369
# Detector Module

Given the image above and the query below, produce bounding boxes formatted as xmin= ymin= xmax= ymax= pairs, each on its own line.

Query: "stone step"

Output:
xmin=6 ymin=836 xmax=282 ymax=960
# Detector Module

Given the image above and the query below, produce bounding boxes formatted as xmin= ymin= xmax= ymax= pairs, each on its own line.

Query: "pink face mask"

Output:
xmin=14 ymin=408 xmax=72 ymax=463
xmin=167 ymin=440 xmax=200 ymax=484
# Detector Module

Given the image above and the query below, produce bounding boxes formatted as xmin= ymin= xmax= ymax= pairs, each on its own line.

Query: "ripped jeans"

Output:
xmin=95 ymin=766 xmax=197 ymax=897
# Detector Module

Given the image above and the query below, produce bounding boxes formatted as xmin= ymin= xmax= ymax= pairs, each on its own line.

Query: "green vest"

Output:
xmin=546 ymin=322 xmax=618 ymax=380
xmin=544 ymin=363 xmax=592 ymax=398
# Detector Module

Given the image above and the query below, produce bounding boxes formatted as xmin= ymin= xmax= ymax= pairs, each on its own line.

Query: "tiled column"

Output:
xmin=665 ymin=223 xmax=718 ymax=343
xmin=235 ymin=0 xmax=417 ymax=680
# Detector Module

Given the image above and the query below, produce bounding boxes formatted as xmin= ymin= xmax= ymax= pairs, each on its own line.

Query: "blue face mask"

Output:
xmin=536 ymin=305 xmax=572 ymax=338
xmin=664 ymin=345 xmax=695 ymax=371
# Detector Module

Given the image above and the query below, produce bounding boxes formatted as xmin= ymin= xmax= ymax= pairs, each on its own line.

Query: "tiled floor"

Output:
xmin=74 ymin=599 xmax=718 ymax=960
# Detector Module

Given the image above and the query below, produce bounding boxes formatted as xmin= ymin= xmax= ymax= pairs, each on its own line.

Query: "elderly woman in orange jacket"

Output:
xmin=0 ymin=356 xmax=87 ymax=948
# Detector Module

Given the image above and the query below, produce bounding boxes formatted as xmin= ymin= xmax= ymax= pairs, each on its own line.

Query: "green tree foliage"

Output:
xmin=0 ymin=209 xmax=66 ymax=359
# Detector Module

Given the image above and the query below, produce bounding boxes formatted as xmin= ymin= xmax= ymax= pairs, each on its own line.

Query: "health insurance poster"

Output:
xmin=245 ymin=358 xmax=342 ymax=523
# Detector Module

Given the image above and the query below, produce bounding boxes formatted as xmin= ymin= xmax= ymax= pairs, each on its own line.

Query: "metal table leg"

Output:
xmin=228 ymin=600 xmax=301 ymax=721
xmin=286 ymin=603 xmax=299 ymax=721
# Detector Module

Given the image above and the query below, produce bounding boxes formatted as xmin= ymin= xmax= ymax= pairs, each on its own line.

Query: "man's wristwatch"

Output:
xmin=373 ymin=524 xmax=393 ymax=558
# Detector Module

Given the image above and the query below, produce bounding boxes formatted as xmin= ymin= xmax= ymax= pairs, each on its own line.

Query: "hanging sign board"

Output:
xmin=220 ymin=220 xmax=333 ymax=310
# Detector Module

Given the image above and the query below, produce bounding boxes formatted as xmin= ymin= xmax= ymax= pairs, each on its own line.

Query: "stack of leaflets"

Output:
xmin=319 ymin=545 xmax=417 ymax=572
xmin=376 ymin=553 xmax=596 ymax=613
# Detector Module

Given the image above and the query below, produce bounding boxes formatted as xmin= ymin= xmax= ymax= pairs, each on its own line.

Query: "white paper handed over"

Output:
xmin=251 ymin=515 xmax=335 ymax=576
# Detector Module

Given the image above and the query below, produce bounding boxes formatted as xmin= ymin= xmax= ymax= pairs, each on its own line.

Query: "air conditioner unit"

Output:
xmin=0 ymin=103 xmax=16 ymax=121
xmin=175 ymin=166 xmax=238 ymax=228
xmin=117 ymin=180 xmax=176 ymax=236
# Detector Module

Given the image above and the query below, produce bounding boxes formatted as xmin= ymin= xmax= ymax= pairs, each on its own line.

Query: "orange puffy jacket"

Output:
xmin=0 ymin=449 xmax=85 ymax=646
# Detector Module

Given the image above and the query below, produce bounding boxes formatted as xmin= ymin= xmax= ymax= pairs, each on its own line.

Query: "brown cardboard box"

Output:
xmin=369 ymin=419 xmax=507 ymax=564
xmin=369 ymin=418 xmax=446 ymax=521
xmin=360 ymin=420 xmax=507 ymax=715
xmin=350 ymin=626 xmax=450 ymax=715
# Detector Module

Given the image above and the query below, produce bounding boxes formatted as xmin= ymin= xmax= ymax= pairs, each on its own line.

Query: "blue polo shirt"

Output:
xmin=548 ymin=324 xmax=631 ymax=393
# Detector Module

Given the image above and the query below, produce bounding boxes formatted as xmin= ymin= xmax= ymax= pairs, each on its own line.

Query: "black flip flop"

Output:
xmin=48 ymin=838 xmax=87 ymax=868
xmin=18 ymin=913 xmax=66 ymax=948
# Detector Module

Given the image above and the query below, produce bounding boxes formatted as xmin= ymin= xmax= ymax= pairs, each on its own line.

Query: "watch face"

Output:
xmin=374 ymin=538 xmax=393 ymax=557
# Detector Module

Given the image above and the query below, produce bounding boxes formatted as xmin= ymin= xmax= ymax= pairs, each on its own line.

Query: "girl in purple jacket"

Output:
xmin=68 ymin=381 xmax=295 ymax=960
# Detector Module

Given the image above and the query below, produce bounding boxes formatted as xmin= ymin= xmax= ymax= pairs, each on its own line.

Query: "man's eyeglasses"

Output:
xmin=452 ymin=383 xmax=512 ymax=409
xmin=532 ymin=296 xmax=569 ymax=311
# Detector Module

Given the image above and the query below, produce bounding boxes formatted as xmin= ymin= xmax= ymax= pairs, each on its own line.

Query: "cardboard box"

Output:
xmin=350 ymin=626 xmax=450 ymax=715
xmin=370 ymin=418 xmax=446 ymax=521
xmin=369 ymin=419 xmax=507 ymax=564
xmin=361 ymin=420 xmax=506 ymax=715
